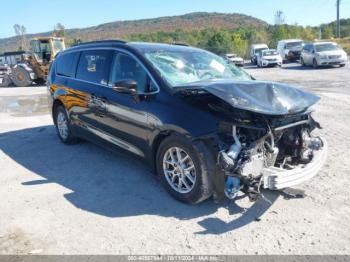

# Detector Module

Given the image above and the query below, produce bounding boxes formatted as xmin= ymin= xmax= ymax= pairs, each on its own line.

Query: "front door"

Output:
xmin=94 ymin=51 xmax=155 ymax=158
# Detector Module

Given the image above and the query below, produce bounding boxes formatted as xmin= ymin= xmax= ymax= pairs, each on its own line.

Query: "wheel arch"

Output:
xmin=52 ymin=99 xmax=65 ymax=122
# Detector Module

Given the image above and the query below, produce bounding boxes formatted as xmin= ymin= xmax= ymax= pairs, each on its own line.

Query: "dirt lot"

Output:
xmin=0 ymin=63 xmax=349 ymax=255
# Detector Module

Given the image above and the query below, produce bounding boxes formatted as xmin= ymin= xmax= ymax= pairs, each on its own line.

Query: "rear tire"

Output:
xmin=12 ymin=67 xmax=32 ymax=87
xmin=156 ymin=134 xmax=213 ymax=204
xmin=54 ymin=105 xmax=77 ymax=144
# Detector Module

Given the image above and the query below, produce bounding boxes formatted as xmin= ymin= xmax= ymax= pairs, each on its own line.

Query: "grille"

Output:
xmin=328 ymin=55 xmax=341 ymax=59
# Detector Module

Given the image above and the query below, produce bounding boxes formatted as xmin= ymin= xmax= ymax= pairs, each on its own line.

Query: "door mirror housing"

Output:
xmin=112 ymin=79 xmax=137 ymax=95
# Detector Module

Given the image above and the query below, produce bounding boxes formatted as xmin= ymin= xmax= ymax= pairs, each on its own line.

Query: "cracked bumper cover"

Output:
xmin=263 ymin=137 xmax=328 ymax=190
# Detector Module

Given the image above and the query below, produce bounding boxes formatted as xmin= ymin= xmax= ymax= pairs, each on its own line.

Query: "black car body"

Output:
xmin=48 ymin=41 xmax=327 ymax=204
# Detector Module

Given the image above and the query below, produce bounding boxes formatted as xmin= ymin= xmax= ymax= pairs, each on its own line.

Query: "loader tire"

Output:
xmin=0 ymin=75 xmax=11 ymax=87
xmin=12 ymin=67 xmax=32 ymax=87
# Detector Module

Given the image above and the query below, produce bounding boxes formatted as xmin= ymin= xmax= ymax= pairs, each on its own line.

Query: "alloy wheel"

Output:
xmin=162 ymin=147 xmax=196 ymax=194
xmin=56 ymin=111 xmax=69 ymax=140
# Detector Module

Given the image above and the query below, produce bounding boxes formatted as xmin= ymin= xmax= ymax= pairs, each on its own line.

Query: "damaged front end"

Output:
xmin=180 ymin=80 xmax=327 ymax=201
xmin=217 ymin=118 xmax=327 ymax=201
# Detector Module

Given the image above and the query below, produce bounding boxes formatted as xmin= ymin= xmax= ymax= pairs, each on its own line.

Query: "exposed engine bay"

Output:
xmin=217 ymin=119 xmax=325 ymax=201
xmin=179 ymin=80 xmax=327 ymax=202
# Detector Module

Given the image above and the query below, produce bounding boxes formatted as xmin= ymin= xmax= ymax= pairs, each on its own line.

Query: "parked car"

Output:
xmin=225 ymin=53 xmax=244 ymax=67
xmin=48 ymin=41 xmax=327 ymax=204
xmin=301 ymin=42 xmax=348 ymax=68
xmin=250 ymin=44 xmax=269 ymax=65
xmin=277 ymin=39 xmax=304 ymax=62
xmin=257 ymin=49 xmax=283 ymax=67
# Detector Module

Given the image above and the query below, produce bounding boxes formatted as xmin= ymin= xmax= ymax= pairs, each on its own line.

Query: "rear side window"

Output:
xmin=56 ymin=52 xmax=80 ymax=77
xmin=76 ymin=50 xmax=112 ymax=85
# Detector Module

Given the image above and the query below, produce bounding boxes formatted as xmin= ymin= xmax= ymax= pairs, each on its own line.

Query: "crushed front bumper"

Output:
xmin=263 ymin=137 xmax=328 ymax=190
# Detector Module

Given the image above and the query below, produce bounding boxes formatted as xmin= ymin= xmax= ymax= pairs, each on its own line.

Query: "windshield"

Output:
xmin=315 ymin=43 xmax=341 ymax=52
xmin=144 ymin=49 xmax=251 ymax=87
xmin=52 ymin=40 xmax=65 ymax=55
xmin=262 ymin=50 xmax=278 ymax=56
xmin=254 ymin=48 xmax=268 ymax=55
xmin=286 ymin=42 xmax=303 ymax=49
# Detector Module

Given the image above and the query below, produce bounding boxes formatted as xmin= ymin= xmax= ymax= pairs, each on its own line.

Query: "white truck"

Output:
xmin=250 ymin=44 xmax=269 ymax=65
xmin=277 ymin=39 xmax=304 ymax=62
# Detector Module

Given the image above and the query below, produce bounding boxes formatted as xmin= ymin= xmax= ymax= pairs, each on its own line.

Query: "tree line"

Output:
xmin=124 ymin=25 xmax=338 ymax=58
xmin=11 ymin=21 xmax=350 ymax=57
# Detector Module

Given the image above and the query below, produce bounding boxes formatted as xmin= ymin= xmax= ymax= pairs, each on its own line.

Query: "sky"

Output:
xmin=1 ymin=0 xmax=350 ymax=39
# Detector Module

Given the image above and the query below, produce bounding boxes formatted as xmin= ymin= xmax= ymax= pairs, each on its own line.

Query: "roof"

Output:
xmin=0 ymin=51 xmax=25 ymax=56
xmin=251 ymin=43 xmax=268 ymax=48
xmin=66 ymin=40 xmax=201 ymax=53
xmin=278 ymin=39 xmax=303 ymax=43
xmin=313 ymin=41 xmax=337 ymax=45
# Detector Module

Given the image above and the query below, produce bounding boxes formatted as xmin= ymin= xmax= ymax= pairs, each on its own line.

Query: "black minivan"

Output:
xmin=48 ymin=40 xmax=326 ymax=204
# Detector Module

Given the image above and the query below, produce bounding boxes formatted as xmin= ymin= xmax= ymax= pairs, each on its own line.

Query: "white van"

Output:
xmin=250 ymin=44 xmax=269 ymax=64
xmin=277 ymin=39 xmax=304 ymax=62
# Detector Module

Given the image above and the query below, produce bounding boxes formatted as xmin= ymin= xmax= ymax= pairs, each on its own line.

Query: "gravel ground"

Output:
xmin=0 ymin=63 xmax=349 ymax=255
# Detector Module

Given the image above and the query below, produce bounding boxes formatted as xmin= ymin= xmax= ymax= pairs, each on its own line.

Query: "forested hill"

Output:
xmin=0 ymin=12 xmax=268 ymax=52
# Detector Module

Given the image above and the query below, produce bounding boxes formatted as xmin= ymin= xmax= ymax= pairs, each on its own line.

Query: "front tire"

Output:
xmin=156 ymin=134 xmax=213 ymax=204
xmin=313 ymin=59 xmax=319 ymax=69
xmin=301 ymin=57 xmax=305 ymax=67
xmin=12 ymin=67 xmax=32 ymax=87
xmin=54 ymin=105 xmax=77 ymax=144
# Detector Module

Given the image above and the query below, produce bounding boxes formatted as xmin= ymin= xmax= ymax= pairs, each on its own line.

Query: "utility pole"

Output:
xmin=336 ymin=0 xmax=341 ymax=38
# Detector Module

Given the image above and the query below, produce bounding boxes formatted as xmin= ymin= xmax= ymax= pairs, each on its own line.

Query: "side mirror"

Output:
xmin=112 ymin=79 xmax=137 ymax=95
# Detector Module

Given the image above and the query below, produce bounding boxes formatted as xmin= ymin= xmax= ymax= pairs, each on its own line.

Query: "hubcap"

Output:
xmin=56 ymin=112 xmax=68 ymax=140
xmin=17 ymin=72 xmax=24 ymax=81
xmin=163 ymin=147 xmax=196 ymax=194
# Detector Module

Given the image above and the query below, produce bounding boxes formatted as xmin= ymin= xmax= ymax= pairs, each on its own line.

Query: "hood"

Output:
xmin=229 ymin=57 xmax=244 ymax=62
xmin=262 ymin=55 xmax=282 ymax=59
xmin=179 ymin=80 xmax=320 ymax=116
xmin=317 ymin=50 xmax=346 ymax=56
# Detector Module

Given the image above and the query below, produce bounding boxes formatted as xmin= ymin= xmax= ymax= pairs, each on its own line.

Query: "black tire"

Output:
xmin=35 ymin=78 xmax=46 ymax=85
xmin=0 ymin=75 xmax=11 ymax=87
xmin=53 ymin=105 xmax=77 ymax=144
xmin=156 ymin=134 xmax=213 ymax=204
xmin=313 ymin=59 xmax=319 ymax=69
xmin=340 ymin=64 xmax=346 ymax=68
xmin=301 ymin=57 xmax=305 ymax=67
xmin=12 ymin=67 xmax=32 ymax=87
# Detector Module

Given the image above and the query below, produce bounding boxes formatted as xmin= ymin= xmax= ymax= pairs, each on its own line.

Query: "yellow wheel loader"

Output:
xmin=0 ymin=37 xmax=65 ymax=87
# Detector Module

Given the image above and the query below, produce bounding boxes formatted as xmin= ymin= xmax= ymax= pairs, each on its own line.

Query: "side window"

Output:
xmin=110 ymin=52 xmax=151 ymax=93
xmin=76 ymin=50 xmax=112 ymax=85
xmin=56 ymin=52 xmax=80 ymax=77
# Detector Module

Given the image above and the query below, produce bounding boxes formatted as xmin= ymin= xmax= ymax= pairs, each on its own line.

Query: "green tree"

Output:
xmin=53 ymin=23 xmax=65 ymax=37
xmin=13 ymin=24 xmax=27 ymax=50
xmin=206 ymin=31 xmax=232 ymax=55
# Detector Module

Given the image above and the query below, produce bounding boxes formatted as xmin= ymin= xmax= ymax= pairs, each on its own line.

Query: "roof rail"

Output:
xmin=72 ymin=39 xmax=127 ymax=47
xmin=171 ymin=42 xmax=189 ymax=47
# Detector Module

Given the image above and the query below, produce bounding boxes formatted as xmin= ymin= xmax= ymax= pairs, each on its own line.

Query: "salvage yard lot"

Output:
xmin=0 ymin=63 xmax=349 ymax=254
